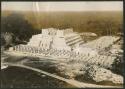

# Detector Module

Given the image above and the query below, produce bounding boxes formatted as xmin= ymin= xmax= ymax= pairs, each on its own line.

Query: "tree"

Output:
xmin=1 ymin=13 xmax=38 ymax=41
xmin=1 ymin=33 xmax=6 ymax=46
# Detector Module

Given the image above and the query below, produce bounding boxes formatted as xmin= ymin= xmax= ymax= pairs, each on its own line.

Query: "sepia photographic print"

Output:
xmin=1 ymin=1 xmax=124 ymax=88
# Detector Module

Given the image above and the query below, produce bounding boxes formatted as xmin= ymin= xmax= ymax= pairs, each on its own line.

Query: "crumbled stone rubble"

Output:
xmin=56 ymin=62 xmax=123 ymax=85
xmin=87 ymin=65 xmax=123 ymax=84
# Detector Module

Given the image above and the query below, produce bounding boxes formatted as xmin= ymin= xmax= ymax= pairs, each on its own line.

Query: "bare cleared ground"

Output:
xmin=1 ymin=53 xmax=123 ymax=88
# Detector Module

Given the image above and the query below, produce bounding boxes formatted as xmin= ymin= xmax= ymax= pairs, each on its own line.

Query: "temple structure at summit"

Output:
xmin=28 ymin=28 xmax=84 ymax=51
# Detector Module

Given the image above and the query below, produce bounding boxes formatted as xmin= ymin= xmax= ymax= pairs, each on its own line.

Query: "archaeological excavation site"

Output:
xmin=1 ymin=1 xmax=124 ymax=88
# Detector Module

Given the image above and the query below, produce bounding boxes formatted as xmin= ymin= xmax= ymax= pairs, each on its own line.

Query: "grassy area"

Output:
xmin=3 ymin=55 xmax=123 ymax=87
xmin=1 ymin=66 xmax=75 ymax=88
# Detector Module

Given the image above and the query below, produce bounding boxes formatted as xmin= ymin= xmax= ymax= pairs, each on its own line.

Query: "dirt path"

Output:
xmin=4 ymin=62 xmax=122 ymax=88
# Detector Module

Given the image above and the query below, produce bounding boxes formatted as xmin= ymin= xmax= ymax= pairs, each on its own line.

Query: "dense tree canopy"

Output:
xmin=1 ymin=13 xmax=40 ymax=41
xmin=1 ymin=11 xmax=123 ymax=47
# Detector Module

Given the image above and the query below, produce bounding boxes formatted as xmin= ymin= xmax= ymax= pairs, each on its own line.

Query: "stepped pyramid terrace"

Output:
xmin=8 ymin=28 xmax=123 ymax=67
xmin=9 ymin=28 xmax=100 ymax=56
xmin=8 ymin=28 xmax=122 ymax=57
xmin=9 ymin=27 xmax=122 ymax=56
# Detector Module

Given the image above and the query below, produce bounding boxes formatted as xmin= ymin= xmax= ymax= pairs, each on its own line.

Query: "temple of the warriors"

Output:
xmin=8 ymin=28 xmax=122 ymax=68
xmin=10 ymin=28 xmax=96 ymax=55
xmin=9 ymin=28 xmax=121 ymax=57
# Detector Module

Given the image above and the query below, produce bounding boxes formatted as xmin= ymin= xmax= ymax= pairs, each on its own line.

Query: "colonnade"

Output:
xmin=12 ymin=44 xmax=119 ymax=69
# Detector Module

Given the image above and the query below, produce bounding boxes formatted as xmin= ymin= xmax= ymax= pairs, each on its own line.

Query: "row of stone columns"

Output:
xmin=13 ymin=45 xmax=120 ymax=70
xmin=13 ymin=45 xmax=48 ymax=54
